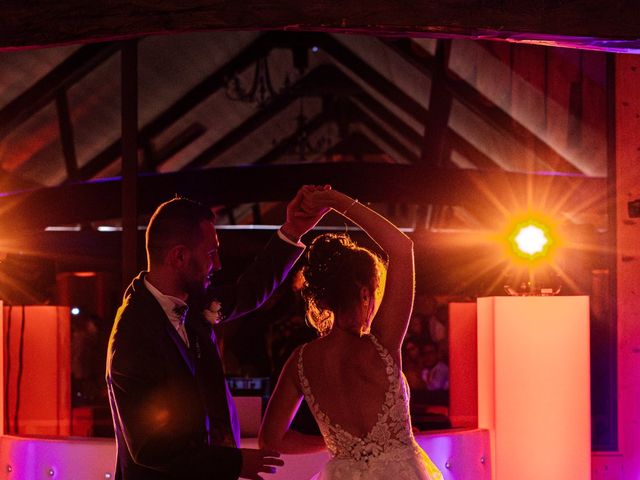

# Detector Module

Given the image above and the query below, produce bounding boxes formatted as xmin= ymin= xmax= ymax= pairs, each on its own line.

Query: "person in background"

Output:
xmin=420 ymin=342 xmax=450 ymax=392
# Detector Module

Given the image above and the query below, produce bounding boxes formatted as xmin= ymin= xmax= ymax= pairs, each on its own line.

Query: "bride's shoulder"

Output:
xmin=295 ymin=337 xmax=323 ymax=359
xmin=286 ymin=337 xmax=321 ymax=366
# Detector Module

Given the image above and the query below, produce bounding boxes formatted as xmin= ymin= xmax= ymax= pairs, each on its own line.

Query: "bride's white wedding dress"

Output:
xmin=298 ymin=334 xmax=444 ymax=480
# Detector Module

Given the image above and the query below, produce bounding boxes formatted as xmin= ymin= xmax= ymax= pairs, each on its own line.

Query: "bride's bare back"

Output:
xmin=299 ymin=332 xmax=397 ymax=438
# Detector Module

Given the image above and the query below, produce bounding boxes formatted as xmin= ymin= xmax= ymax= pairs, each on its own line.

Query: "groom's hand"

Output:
xmin=281 ymin=185 xmax=331 ymax=242
xmin=239 ymin=448 xmax=284 ymax=479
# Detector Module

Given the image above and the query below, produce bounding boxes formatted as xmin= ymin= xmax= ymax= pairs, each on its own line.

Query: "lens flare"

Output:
xmin=508 ymin=219 xmax=553 ymax=261
xmin=515 ymin=225 xmax=548 ymax=255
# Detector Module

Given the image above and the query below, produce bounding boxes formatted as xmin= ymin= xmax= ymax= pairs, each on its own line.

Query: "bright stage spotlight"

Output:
xmin=509 ymin=220 xmax=552 ymax=260
xmin=500 ymin=216 xmax=562 ymax=295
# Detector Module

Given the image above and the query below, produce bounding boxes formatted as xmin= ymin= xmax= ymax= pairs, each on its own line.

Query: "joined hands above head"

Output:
xmin=280 ymin=184 xmax=332 ymax=243
xmin=297 ymin=184 xmax=358 ymax=218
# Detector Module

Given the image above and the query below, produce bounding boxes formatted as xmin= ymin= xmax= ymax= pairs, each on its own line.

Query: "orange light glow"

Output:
xmin=71 ymin=272 xmax=98 ymax=278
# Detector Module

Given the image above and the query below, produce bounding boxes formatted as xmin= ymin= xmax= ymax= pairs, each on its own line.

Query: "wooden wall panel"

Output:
xmin=545 ymin=47 xmax=581 ymax=171
xmin=581 ymin=52 xmax=608 ymax=177
xmin=476 ymin=41 xmax=512 ymax=113
xmin=510 ymin=44 xmax=548 ymax=173
xmin=615 ymin=52 xmax=640 ymax=478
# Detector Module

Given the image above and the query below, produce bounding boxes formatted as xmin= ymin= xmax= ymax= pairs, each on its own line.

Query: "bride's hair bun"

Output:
xmin=302 ymin=233 xmax=384 ymax=336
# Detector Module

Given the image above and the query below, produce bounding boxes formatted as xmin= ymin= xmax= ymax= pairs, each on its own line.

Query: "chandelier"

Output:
xmin=288 ymin=99 xmax=332 ymax=161
xmin=225 ymin=56 xmax=291 ymax=107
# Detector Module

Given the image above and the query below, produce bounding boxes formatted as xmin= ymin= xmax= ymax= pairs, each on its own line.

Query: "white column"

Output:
xmin=477 ymin=296 xmax=590 ymax=480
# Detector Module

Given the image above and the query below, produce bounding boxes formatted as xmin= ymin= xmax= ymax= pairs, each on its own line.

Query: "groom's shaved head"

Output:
xmin=146 ymin=197 xmax=215 ymax=266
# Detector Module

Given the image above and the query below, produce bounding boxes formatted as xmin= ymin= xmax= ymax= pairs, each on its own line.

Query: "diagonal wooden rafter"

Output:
xmin=347 ymin=102 xmax=419 ymax=164
xmin=176 ymin=62 xmax=499 ymax=171
xmin=179 ymin=62 xmax=411 ymax=170
xmin=324 ymin=131 xmax=386 ymax=160
xmin=145 ymin=122 xmax=208 ymax=171
xmin=179 ymin=64 xmax=354 ymax=170
xmin=73 ymin=32 xmax=275 ymax=181
xmin=248 ymin=98 xmax=415 ymax=166
xmin=308 ymin=33 xmax=427 ymax=123
xmin=42 ymin=31 xmax=579 ymax=186
xmin=382 ymin=37 xmax=583 ymax=174
xmin=73 ymin=32 xmax=505 ymax=181
xmin=304 ymin=33 xmax=580 ymax=173
xmin=0 ymin=42 xmax=122 ymax=142
xmin=254 ymin=111 xmax=332 ymax=165
xmin=346 ymin=79 xmax=501 ymax=171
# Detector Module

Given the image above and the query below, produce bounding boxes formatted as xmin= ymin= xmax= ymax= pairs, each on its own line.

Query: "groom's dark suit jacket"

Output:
xmin=106 ymin=235 xmax=304 ymax=480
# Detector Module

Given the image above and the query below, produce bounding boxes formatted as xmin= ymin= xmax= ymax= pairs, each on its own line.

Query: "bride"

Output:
xmin=259 ymin=186 xmax=443 ymax=479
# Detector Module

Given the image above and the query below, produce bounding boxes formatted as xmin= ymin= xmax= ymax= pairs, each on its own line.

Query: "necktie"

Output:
xmin=173 ymin=304 xmax=190 ymax=347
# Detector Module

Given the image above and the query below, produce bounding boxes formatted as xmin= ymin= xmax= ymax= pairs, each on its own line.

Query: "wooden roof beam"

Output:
xmin=316 ymin=62 xmax=502 ymax=170
xmin=0 ymin=1 xmax=638 ymax=52
xmin=0 ymin=163 xmax=608 ymax=235
xmin=0 ymin=42 xmax=122 ymax=141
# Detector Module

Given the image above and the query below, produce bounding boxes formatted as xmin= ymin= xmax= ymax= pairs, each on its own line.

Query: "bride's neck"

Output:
xmin=331 ymin=314 xmax=366 ymax=338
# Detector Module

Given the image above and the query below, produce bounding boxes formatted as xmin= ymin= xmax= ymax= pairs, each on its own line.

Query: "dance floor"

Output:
xmin=0 ymin=429 xmax=490 ymax=479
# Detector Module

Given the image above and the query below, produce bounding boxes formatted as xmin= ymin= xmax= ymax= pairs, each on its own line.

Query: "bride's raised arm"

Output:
xmin=299 ymin=187 xmax=414 ymax=353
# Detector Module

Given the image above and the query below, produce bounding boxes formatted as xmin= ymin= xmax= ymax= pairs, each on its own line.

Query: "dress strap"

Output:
xmin=367 ymin=333 xmax=391 ymax=362
xmin=367 ymin=333 xmax=400 ymax=381
xmin=296 ymin=343 xmax=331 ymax=426
xmin=297 ymin=343 xmax=309 ymax=393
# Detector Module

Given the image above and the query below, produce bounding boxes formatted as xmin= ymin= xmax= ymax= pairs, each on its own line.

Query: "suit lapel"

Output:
xmin=134 ymin=273 xmax=197 ymax=376
xmin=165 ymin=321 xmax=196 ymax=375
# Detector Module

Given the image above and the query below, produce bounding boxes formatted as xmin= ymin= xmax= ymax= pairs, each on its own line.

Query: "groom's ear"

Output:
xmin=360 ymin=286 xmax=370 ymax=303
xmin=168 ymin=244 xmax=189 ymax=268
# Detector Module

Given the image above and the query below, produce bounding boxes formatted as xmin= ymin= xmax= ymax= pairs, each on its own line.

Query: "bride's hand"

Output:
xmin=299 ymin=186 xmax=354 ymax=216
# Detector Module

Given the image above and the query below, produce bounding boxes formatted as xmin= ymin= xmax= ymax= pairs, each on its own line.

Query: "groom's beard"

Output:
xmin=185 ymin=278 xmax=216 ymax=315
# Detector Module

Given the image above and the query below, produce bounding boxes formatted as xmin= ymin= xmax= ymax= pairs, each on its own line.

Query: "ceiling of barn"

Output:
xmin=0 ymin=31 xmax=608 ymax=191
xmin=0 ymin=28 xmax=611 ymax=260
xmin=0 ymin=1 xmax=623 ymax=301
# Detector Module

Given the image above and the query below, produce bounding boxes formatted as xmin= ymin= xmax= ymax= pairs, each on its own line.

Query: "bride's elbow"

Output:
xmin=401 ymin=235 xmax=414 ymax=250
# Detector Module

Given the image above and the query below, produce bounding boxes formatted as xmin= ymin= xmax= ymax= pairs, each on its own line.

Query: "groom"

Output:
xmin=106 ymin=187 xmax=325 ymax=479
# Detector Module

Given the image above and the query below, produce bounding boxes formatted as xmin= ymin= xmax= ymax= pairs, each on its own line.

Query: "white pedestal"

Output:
xmin=477 ymin=296 xmax=591 ymax=480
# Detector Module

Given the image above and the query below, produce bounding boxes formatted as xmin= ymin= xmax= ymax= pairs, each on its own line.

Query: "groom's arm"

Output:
xmin=211 ymin=231 xmax=305 ymax=322
xmin=210 ymin=185 xmax=328 ymax=322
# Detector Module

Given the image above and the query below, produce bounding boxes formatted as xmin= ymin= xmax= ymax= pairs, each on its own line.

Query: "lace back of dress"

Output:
xmin=297 ymin=334 xmax=416 ymax=462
